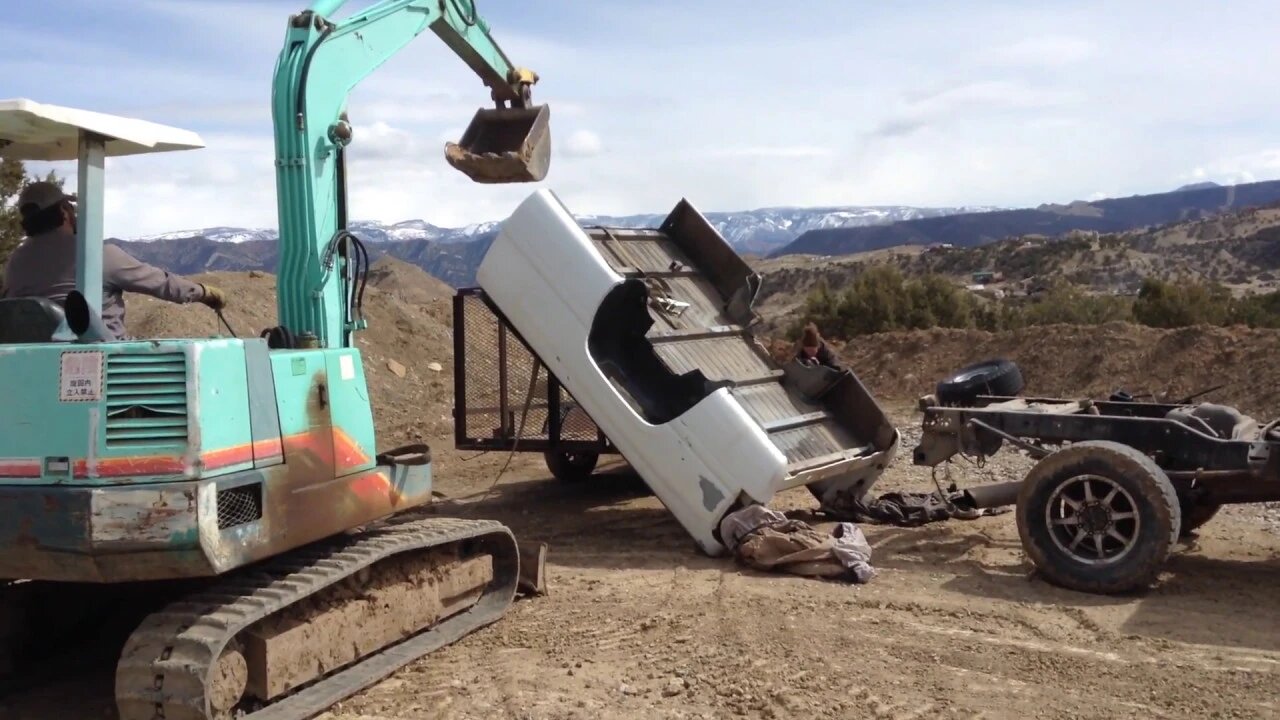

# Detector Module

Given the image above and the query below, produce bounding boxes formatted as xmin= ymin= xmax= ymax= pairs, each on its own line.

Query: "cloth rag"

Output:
xmin=718 ymin=505 xmax=875 ymax=583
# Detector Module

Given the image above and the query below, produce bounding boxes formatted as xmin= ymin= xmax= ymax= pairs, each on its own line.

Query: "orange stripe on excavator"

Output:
xmin=0 ymin=429 xmax=387 ymax=482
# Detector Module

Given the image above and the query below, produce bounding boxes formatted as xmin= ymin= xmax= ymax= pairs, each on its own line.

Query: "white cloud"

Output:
xmin=562 ymin=130 xmax=603 ymax=158
xmin=705 ymin=146 xmax=831 ymax=159
xmin=1176 ymin=149 xmax=1280 ymax=188
xmin=9 ymin=1 xmax=1280 ymax=237
xmin=988 ymin=36 xmax=1098 ymax=67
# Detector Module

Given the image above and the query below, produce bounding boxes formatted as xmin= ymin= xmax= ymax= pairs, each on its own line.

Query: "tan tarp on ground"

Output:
xmin=718 ymin=505 xmax=875 ymax=583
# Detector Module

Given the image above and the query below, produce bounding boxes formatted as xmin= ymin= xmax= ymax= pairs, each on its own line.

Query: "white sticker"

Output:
xmin=339 ymin=354 xmax=355 ymax=381
xmin=60 ymin=351 xmax=104 ymax=402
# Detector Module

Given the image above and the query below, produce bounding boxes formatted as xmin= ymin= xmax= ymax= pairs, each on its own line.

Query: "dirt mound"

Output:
xmin=122 ymin=270 xmax=456 ymax=444
xmin=366 ymin=256 xmax=455 ymax=304
xmin=771 ymin=321 xmax=1280 ymax=418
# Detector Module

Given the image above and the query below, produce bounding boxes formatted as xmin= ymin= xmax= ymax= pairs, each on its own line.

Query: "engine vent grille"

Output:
xmin=105 ymin=353 xmax=189 ymax=449
xmin=216 ymin=484 xmax=263 ymax=529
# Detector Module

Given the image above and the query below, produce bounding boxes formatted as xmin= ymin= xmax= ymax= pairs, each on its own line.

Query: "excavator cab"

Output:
xmin=446 ymin=103 xmax=550 ymax=183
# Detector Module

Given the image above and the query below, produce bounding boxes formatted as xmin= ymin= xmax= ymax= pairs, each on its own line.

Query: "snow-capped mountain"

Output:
xmin=128 ymin=205 xmax=1000 ymax=254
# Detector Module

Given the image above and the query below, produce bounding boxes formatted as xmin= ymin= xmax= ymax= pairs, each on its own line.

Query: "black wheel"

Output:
xmin=935 ymin=358 xmax=1024 ymax=406
xmin=544 ymin=449 xmax=599 ymax=483
xmin=1016 ymin=441 xmax=1181 ymax=595
xmin=1178 ymin=498 xmax=1221 ymax=537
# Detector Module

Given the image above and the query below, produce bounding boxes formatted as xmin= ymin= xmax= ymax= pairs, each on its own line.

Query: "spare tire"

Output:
xmin=936 ymin=358 xmax=1024 ymax=406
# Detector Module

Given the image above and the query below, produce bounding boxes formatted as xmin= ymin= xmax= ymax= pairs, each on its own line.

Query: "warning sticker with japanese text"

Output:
xmin=60 ymin=351 xmax=104 ymax=402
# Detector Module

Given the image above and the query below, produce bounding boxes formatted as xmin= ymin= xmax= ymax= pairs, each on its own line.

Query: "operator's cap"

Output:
xmin=17 ymin=181 xmax=76 ymax=212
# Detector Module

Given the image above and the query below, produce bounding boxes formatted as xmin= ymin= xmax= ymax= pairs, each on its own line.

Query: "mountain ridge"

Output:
xmin=128 ymin=203 xmax=1001 ymax=256
xmin=772 ymin=179 xmax=1280 ymax=258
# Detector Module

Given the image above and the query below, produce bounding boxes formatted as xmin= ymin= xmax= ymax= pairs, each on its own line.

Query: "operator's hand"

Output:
xmin=199 ymin=283 xmax=227 ymax=311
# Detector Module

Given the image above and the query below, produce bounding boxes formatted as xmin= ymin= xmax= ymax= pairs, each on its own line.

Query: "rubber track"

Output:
xmin=114 ymin=517 xmax=519 ymax=720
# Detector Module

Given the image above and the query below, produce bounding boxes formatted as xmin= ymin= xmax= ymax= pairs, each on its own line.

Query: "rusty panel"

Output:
xmin=654 ymin=337 xmax=771 ymax=382
xmin=588 ymin=229 xmax=690 ymax=273
xmin=732 ymin=384 xmax=823 ymax=425
xmin=770 ymin=424 xmax=849 ymax=465
xmin=646 ymin=276 xmax=737 ymax=331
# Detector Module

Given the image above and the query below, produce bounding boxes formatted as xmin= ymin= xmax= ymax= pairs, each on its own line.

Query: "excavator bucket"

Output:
xmin=445 ymin=104 xmax=550 ymax=184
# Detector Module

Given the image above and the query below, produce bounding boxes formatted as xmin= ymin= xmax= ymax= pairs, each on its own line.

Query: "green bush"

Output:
xmin=792 ymin=268 xmax=1280 ymax=340
xmin=794 ymin=266 xmax=977 ymax=338
xmin=1132 ymin=276 xmax=1231 ymax=327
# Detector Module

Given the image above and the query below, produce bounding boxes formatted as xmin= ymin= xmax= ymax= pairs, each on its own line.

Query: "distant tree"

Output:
xmin=0 ymin=159 xmax=24 ymax=272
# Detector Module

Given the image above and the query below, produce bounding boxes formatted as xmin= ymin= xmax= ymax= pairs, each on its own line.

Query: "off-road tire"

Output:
xmin=544 ymin=449 xmax=599 ymax=483
xmin=935 ymin=358 xmax=1025 ymax=406
xmin=1016 ymin=441 xmax=1181 ymax=595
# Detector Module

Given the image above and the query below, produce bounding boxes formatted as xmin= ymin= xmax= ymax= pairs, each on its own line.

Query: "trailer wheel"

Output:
xmin=544 ymin=449 xmax=599 ymax=483
xmin=935 ymin=358 xmax=1024 ymax=406
xmin=1016 ymin=441 xmax=1180 ymax=595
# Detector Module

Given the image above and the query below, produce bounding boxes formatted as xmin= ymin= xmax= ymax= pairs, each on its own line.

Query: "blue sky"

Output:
xmin=5 ymin=1 xmax=1280 ymax=237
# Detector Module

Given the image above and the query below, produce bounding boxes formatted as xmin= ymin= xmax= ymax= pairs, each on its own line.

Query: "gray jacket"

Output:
xmin=2 ymin=229 xmax=207 ymax=340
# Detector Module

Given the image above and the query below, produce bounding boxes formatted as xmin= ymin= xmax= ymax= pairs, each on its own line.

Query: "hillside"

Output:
xmin=122 ymin=268 xmax=457 ymax=446
xmin=752 ymin=202 xmax=1280 ymax=328
xmin=807 ymin=322 xmax=1280 ymax=420
xmin=773 ymin=178 xmax=1280 ymax=258
xmin=111 ymin=232 xmax=498 ymax=288
xmin=121 ymin=267 xmax=1280 ymax=437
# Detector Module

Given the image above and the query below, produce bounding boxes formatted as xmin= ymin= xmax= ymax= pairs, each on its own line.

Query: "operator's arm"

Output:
xmin=103 ymin=244 xmax=210 ymax=305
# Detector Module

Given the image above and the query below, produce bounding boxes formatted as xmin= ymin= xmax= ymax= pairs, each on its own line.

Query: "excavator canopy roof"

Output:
xmin=0 ymin=98 xmax=204 ymax=161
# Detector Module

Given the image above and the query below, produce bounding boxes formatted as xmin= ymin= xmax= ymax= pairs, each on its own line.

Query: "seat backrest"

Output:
xmin=0 ymin=297 xmax=68 ymax=344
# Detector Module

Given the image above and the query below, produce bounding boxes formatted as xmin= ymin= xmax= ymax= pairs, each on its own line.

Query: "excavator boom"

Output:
xmin=271 ymin=0 xmax=550 ymax=349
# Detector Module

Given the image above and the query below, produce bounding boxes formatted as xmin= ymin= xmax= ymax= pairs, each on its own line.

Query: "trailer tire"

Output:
xmin=544 ymin=450 xmax=599 ymax=483
xmin=935 ymin=358 xmax=1024 ymax=406
xmin=1016 ymin=441 xmax=1180 ymax=595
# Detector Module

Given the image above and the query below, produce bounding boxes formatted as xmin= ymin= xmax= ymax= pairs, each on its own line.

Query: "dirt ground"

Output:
xmin=5 ymin=404 xmax=1279 ymax=720
xmin=4 ymin=271 xmax=1280 ymax=718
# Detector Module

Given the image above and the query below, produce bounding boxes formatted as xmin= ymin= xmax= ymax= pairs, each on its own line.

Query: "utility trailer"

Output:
xmin=913 ymin=360 xmax=1280 ymax=595
xmin=465 ymin=189 xmax=900 ymax=556
xmin=453 ymin=286 xmax=619 ymax=482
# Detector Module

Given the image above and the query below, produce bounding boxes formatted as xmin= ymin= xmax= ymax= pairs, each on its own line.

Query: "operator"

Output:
xmin=3 ymin=181 xmax=227 ymax=340
xmin=795 ymin=322 xmax=842 ymax=369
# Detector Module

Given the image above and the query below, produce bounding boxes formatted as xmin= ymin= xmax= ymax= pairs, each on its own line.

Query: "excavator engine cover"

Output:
xmin=445 ymin=104 xmax=550 ymax=183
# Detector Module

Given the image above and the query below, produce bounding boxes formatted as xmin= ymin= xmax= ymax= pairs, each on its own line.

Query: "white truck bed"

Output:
xmin=476 ymin=189 xmax=899 ymax=555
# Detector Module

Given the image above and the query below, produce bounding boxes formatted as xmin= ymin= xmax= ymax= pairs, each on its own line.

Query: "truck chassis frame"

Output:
xmin=913 ymin=392 xmax=1280 ymax=594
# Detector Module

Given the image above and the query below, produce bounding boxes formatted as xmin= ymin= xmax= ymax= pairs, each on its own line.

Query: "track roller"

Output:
xmin=114 ymin=517 xmax=519 ymax=720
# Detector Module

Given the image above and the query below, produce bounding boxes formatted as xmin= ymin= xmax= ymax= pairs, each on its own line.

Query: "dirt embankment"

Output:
xmin=123 ymin=265 xmax=456 ymax=444
xmin=773 ymin=322 xmax=1280 ymax=419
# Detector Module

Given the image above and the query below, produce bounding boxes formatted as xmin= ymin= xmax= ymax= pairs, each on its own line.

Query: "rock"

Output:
xmin=248 ymin=270 xmax=264 ymax=278
xmin=427 ymin=361 xmax=444 ymax=372
xmin=387 ymin=359 xmax=407 ymax=378
xmin=663 ymin=678 xmax=687 ymax=697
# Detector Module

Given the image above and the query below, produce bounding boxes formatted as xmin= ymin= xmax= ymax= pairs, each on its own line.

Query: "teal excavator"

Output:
xmin=0 ymin=1 xmax=549 ymax=717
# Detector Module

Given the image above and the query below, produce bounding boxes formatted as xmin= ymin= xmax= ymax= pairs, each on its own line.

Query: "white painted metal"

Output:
xmin=0 ymin=98 xmax=205 ymax=161
xmin=479 ymin=189 xmax=818 ymax=555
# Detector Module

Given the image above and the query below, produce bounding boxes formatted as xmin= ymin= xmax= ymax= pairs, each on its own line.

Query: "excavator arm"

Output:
xmin=271 ymin=0 xmax=550 ymax=349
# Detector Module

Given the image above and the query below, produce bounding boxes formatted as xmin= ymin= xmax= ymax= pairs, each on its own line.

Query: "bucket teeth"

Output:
xmin=446 ymin=104 xmax=551 ymax=183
